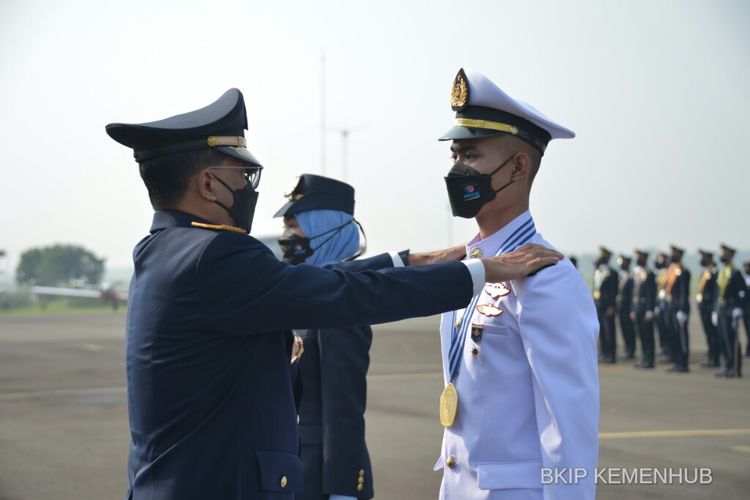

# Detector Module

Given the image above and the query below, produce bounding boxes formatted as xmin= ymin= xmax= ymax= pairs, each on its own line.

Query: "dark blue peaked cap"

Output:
xmin=274 ymin=174 xmax=355 ymax=217
xmin=105 ymin=88 xmax=261 ymax=166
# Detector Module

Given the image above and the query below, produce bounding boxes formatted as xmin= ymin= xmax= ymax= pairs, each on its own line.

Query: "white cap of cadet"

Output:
xmin=439 ymin=68 xmax=574 ymax=154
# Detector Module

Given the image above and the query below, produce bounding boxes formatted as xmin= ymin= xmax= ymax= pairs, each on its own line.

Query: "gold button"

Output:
xmin=446 ymin=456 xmax=456 ymax=468
xmin=280 ymin=475 xmax=288 ymax=488
xmin=470 ymin=247 xmax=483 ymax=258
xmin=357 ymin=484 xmax=364 ymax=492
xmin=358 ymin=477 xmax=365 ymax=485
xmin=359 ymin=469 xmax=365 ymax=476
xmin=454 ymin=318 xmax=462 ymax=328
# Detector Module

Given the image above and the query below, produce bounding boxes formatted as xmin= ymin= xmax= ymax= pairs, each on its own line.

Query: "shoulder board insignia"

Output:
xmin=191 ymin=221 xmax=247 ymax=234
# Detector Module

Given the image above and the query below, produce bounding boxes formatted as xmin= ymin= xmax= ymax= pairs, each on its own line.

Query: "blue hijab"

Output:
xmin=295 ymin=209 xmax=360 ymax=267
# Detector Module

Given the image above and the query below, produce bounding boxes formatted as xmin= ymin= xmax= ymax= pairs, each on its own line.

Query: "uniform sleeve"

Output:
xmin=325 ymin=252 xmax=395 ymax=272
xmin=680 ymin=270 xmax=691 ymax=312
xmin=514 ymin=263 xmax=600 ymax=500
xmin=604 ymin=272 xmax=619 ymax=308
xmin=196 ymin=232 xmax=473 ymax=334
xmin=318 ymin=326 xmax=373 ymax=498
xmin=731 ymin=271 xmax=747 ymax=309
xmin=646 ymin=272 xmax=657 ymax=312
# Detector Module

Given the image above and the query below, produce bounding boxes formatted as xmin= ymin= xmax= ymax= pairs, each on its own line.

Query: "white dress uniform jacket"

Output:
xmin=435 ymin=212 xmax=600 ymax=500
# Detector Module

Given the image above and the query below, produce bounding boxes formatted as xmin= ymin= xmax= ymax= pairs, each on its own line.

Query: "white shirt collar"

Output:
xmin=465 ymin=210 xmax=534 ymax=258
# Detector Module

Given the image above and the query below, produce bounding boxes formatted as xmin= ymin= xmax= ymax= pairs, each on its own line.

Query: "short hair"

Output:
xmin=504 ymin=136 xmax=542 ymax=186
xmin=138 ymin=149 xmax=226 ymax=209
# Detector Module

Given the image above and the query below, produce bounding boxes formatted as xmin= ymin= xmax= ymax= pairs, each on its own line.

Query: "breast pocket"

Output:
xmin=481 ymin=324 xmax=512 ymax=337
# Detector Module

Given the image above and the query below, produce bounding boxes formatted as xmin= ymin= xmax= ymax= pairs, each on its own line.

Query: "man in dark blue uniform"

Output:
xmin=715 ymin=244 xmax=747 ymax=378
xmin=631 ymin=249 xmax=656 ymax=369
xmin=696 ymin=249 xmax=720 ymax=368
xmin=616 ymin=254 xmax=636 ymax=360
xmin=105 ymin=88 xmax=561 ymax=500
xmin=593 ymin=246 xmax=618 ymax=363
xmin=665 ymin=245 xmax=691 ymax=373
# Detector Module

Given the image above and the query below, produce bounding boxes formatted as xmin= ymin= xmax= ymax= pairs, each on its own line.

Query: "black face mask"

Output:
xmin=278 ymin=220 xmax=358 ymax=265
xmin=671 ymin=253 xmax=681 ymax=264
xmin=212 ymin=175 xmax=259 ymax=233
xmin=700 ymin=256 xmax=712 ymax=267
xmin=278 ymin=230 xmax=314 ymax=264
xmin=444 ymin=154 xmax=515 ymax=219
xmin=720 ymin=254 xmax=731 ymax=264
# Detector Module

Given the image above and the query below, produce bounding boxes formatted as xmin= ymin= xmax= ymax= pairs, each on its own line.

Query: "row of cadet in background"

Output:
xmin=581 ymin=244 xmax=749 ymax=378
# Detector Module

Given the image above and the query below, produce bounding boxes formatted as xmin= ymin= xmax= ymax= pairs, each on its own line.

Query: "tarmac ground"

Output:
xmin=1 ymin=312 xmax=748 ymax=499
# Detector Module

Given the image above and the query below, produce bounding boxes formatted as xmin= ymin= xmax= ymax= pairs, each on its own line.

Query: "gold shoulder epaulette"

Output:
xmin=191 ymin=221 xmax=246 ymax=234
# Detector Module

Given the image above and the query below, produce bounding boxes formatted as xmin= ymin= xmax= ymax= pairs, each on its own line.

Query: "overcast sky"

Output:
xmin=1 ymin=0 xmax=748 ymax=275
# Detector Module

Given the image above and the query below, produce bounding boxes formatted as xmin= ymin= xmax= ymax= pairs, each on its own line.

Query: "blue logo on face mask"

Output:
xmin=463 ymin=183 xmax=480 ymax=201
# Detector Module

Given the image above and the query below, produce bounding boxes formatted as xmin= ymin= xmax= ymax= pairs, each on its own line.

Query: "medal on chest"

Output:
xmin=470 ymin=322 xmax=484 ymax=342
xmin=439 ymin=382 xmax=459 ymax=427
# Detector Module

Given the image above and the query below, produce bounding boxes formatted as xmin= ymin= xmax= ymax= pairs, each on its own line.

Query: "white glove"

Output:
xmin=711 ymin=311 xmax=719 ymax=326
xmin=733 ymin=308 xmax=744 ymax=320
xmin=330 ymin=496 xmax=357 ymax=500
xmin=676 ymin=311 xmax=687 ymax=325
xmin=645 ymin=311 xmax=654 ymax=321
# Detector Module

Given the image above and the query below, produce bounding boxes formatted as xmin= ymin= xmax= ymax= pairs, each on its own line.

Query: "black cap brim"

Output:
xmin=215 ymin=145 xmax=262 ymax=167
xmin=438 ymin=126 xmax=507 ymax=142
xmin=274 ymin=193 xmax=354 ymax=218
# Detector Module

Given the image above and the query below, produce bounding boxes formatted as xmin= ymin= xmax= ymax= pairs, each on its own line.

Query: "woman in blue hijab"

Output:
xmin=276 ymin=175 xmax=373 ymax=500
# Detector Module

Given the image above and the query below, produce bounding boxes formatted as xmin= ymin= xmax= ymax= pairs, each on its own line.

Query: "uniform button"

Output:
xmin=470 ymin=248 xmax=483 ymax=258
xmin=471 ymin=346 xmax=479 ymax=357
xmin=358 ymin=477 xmax=365 ymax=484
xmin=359 ymin=469 xmax=365 ymax=476
xmin=446 ymin=456 xmax=456 ymax=468
xmin=280 ymin=475 xmax=288 ymax=488
xmin=357 ymin=484 xmax=364 ymax=492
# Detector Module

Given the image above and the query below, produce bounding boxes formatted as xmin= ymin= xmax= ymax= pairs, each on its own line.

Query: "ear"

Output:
xmin=196 ymin=170 xmax=218 ymax=202
xmin=510 ymin=151 xmax=531 ymax=181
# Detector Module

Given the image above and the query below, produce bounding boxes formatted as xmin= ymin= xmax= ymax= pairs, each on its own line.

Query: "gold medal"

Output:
xmin=476 ymin=303 xmax=503 ymax=317
xmin=439 ymin=383 xmax=458 ymax=427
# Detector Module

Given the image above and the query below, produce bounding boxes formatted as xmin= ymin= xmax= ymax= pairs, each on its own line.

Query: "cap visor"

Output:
xmin=215 ymin=146 xmax=262 ymax=167
xmin=274 ymin=200 xmax=296 ymax=218
xmin=438 ymin=126 xmax=507 ymax=142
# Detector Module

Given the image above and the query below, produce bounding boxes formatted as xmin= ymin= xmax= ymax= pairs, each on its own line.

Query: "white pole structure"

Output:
xmin=326 ymin=125 xmax=368 ymax=182
xmin=320 ymin=50 xmax=326 ymax=175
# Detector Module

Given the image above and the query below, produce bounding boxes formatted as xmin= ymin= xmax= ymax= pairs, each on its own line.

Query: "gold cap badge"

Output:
xmin=451 ymin=68 xmax=470 ymax=111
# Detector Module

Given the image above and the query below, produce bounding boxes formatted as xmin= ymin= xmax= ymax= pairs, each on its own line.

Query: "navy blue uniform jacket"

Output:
xmin=125 ymin=211 xmax=473 ymax=499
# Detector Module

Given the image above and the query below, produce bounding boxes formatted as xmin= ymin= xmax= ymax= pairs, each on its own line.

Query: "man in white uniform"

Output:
xmin=434 ymin=68 xmax=600 ymax=500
